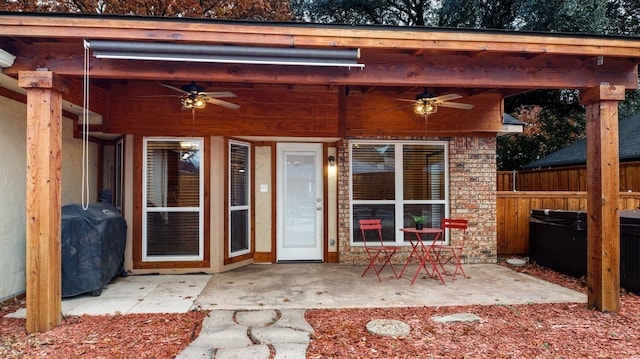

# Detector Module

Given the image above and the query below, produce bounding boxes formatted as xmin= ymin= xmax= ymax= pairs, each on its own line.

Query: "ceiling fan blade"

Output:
xmin=160 ymin=83 xmax=186 ymax=94
xmin=438 ymin=102 xmax=474 ymax=110
xmin=434 ymin=93 xmax=462 ymax=102
xmin=205 ymin=97 xmax=240 ymax=109
xmin=204 ymin=91 xmax=237 ymax=98
xmin=394 ymin=98 xmax=416 ymax=102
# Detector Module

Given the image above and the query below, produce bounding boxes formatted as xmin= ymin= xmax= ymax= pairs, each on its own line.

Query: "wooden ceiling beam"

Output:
xmin=523 ymin=52 xmax=549 ymax=61
xmin=5 ymin=51 xmax=637 ymax=91
xmin=61 ymin=77 xmax=110 ymax=117
xmin=362 ymin=86 xmax=376 ymax=94
xmin=468 ymin=49 xmax=490 ymax=58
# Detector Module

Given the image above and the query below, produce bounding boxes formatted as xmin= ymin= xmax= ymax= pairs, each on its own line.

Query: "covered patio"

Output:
xmin=6 ymin=264 xmax=584 ymax=318
xmin=1 ymin=13 xmax=639 ymax=332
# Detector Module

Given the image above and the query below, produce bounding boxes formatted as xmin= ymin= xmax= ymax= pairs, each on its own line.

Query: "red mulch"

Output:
xmin=306 ymin=261 xmax=640 ymax=358
xmin=2 ymin=262 xmax=639 ymax=358
xmin=0 ymin=305 xmax=205 ymax=359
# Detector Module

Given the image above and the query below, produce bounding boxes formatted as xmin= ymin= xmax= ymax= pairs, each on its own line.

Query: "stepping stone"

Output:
xmin=274 ymin=309 xmax=315 ymax=334
xmin=200 ymin=310 xmax=235 ymax=334
xmin=250 ymin=327 xmax=311 ymax=345
xmin=431 ymin=313 xmax=482 ymax=323
xmin=189 ymin=326 xmax=251 ymax=348
xmin=365 ymin=319 xmax=410 ymax=338
xmin=216 ymin=344 xmax=270 ymax=359
xmin=173 ymin=346 xmax=213 ymax=359
xmin=273 ymin=343 xmax=310 ymax=359
xmin=235 ymin=309 xmax=278 ymax=327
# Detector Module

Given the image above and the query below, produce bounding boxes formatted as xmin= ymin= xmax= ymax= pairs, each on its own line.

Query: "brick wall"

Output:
xmin=448 ymin=137 xmax=497 ymax=264
xmin=337 ymin=136 xmax=497 ymax=265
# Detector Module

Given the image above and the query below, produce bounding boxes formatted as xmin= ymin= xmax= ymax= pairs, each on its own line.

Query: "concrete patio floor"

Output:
xmin=194 ymin=263 xmax=586 ymax=311
xmin=6 ymin=273 xmax=212 ymax=318
xmin=5 ymin=263 xmax=587 ymax=318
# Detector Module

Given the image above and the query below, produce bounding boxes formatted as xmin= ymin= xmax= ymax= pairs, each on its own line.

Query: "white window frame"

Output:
xmin=142 ymin=137 xmax=204 ymax=261
xmin=229 ymin=140 xmax=251 ymax=257
xmin=349 ymin=140 xmax=449 ymax=246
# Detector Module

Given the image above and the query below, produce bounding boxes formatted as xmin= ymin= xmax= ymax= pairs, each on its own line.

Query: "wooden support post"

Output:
xmin=19 ymin=71 xmax=66 ymax=333
xmin=580 ymin=84 xmax=625 ymax=312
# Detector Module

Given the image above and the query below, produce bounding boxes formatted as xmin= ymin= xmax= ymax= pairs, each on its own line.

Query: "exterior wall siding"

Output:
xmin=337 ymin=136 xmax=497 ymax=265
xmin=0 ymin=95 xmax=99 ymax=301
xmin=0 ymin=96 xmax=27 ymax=302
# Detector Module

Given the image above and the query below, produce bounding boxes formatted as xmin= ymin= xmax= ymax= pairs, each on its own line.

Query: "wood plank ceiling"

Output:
xmin=2 ymin=14 xmax=640 ymax=173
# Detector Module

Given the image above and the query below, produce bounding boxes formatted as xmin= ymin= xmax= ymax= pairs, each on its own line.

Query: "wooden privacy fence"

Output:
xmin=497 ymin=191 xmax=640 ymax=255
xmin=497 ymin=161 xmax=640 ymax=192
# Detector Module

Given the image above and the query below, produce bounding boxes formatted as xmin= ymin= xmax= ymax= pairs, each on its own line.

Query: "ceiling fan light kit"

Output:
xmin=179 ymin=82 xmax=207 ymax=109
xmin=396 ymin=87 xmax=474 ymax=117
xmin=413 ymin=98 xmax=438 ymax=115
xmin=181 ymin=94 xmax=207 ymax=109
xmin=158 ymin=82 xmax=240 ymax=110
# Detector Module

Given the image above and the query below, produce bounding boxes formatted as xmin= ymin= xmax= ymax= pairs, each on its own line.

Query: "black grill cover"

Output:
xmin=61 ymin=202 xmax=127 ymax=298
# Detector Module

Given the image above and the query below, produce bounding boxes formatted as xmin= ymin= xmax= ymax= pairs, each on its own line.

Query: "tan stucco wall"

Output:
xmin=254 ymin=146 xmax=272 ymax=253
xmin=0 ymin=95 xmax=98 ymax=301
xmin=122 ymin=134 xmax=134 ymax=274
xmin=0 ymin=96 xmax=27 ymax=301
xmin=61 ymin=116 xmax=99 ymax=205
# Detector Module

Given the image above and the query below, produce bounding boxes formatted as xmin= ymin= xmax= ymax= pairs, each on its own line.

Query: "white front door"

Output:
xmin=276 ymin=143 xmax=324 ymax=261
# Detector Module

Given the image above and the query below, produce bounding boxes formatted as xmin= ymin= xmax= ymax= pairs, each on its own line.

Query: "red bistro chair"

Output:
xmin=359 ymin=219 xmax=399 ymax=281
xmin=431 ymin=218 xmax=469 ymax=281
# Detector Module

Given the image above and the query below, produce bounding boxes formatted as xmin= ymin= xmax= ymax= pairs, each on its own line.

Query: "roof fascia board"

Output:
xmin=2 ymin=14 xmax=640 ymax=60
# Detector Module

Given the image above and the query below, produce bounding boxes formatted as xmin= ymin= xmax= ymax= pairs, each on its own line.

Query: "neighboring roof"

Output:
xmin=503 ymin=113 xmax=526 ymax=126
xmin=499 ymin=113 xmax=526 ymax=135
xmin=523 ymin=112 xmax=640 ymax=169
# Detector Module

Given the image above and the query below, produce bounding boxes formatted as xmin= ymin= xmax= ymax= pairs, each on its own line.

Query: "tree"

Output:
xmin=498 ymin=90 xmax=586 ymax=170
xmin=606 ymin=0 xmax=640 ymax=35
xmin=438 ymin=0 xmax=520 ymax=29
xmin=0 ymin=0 xmax=292 ymax=20
xmin=292 ymin=0 xmax=611 ymax=31
xmin=290 ymin=0 xmax=439 ymax=25
xmin=515 ymin=0 xmax=610 ymax=33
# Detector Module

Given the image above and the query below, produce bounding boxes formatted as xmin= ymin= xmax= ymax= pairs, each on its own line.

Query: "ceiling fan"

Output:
xmin=159 ymin=82 xmax=240 ymax=110
xmin=396 ymin=88 xmax=474 ymax=116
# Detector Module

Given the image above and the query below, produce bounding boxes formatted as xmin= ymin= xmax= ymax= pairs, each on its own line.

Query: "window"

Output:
xmin=142 ymin=138 xmax=204 ymax=261
xmin=229 ymin=141 xmax=251 ymax=257
xmin=350 ymin=141 xmax=448 ymax=244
